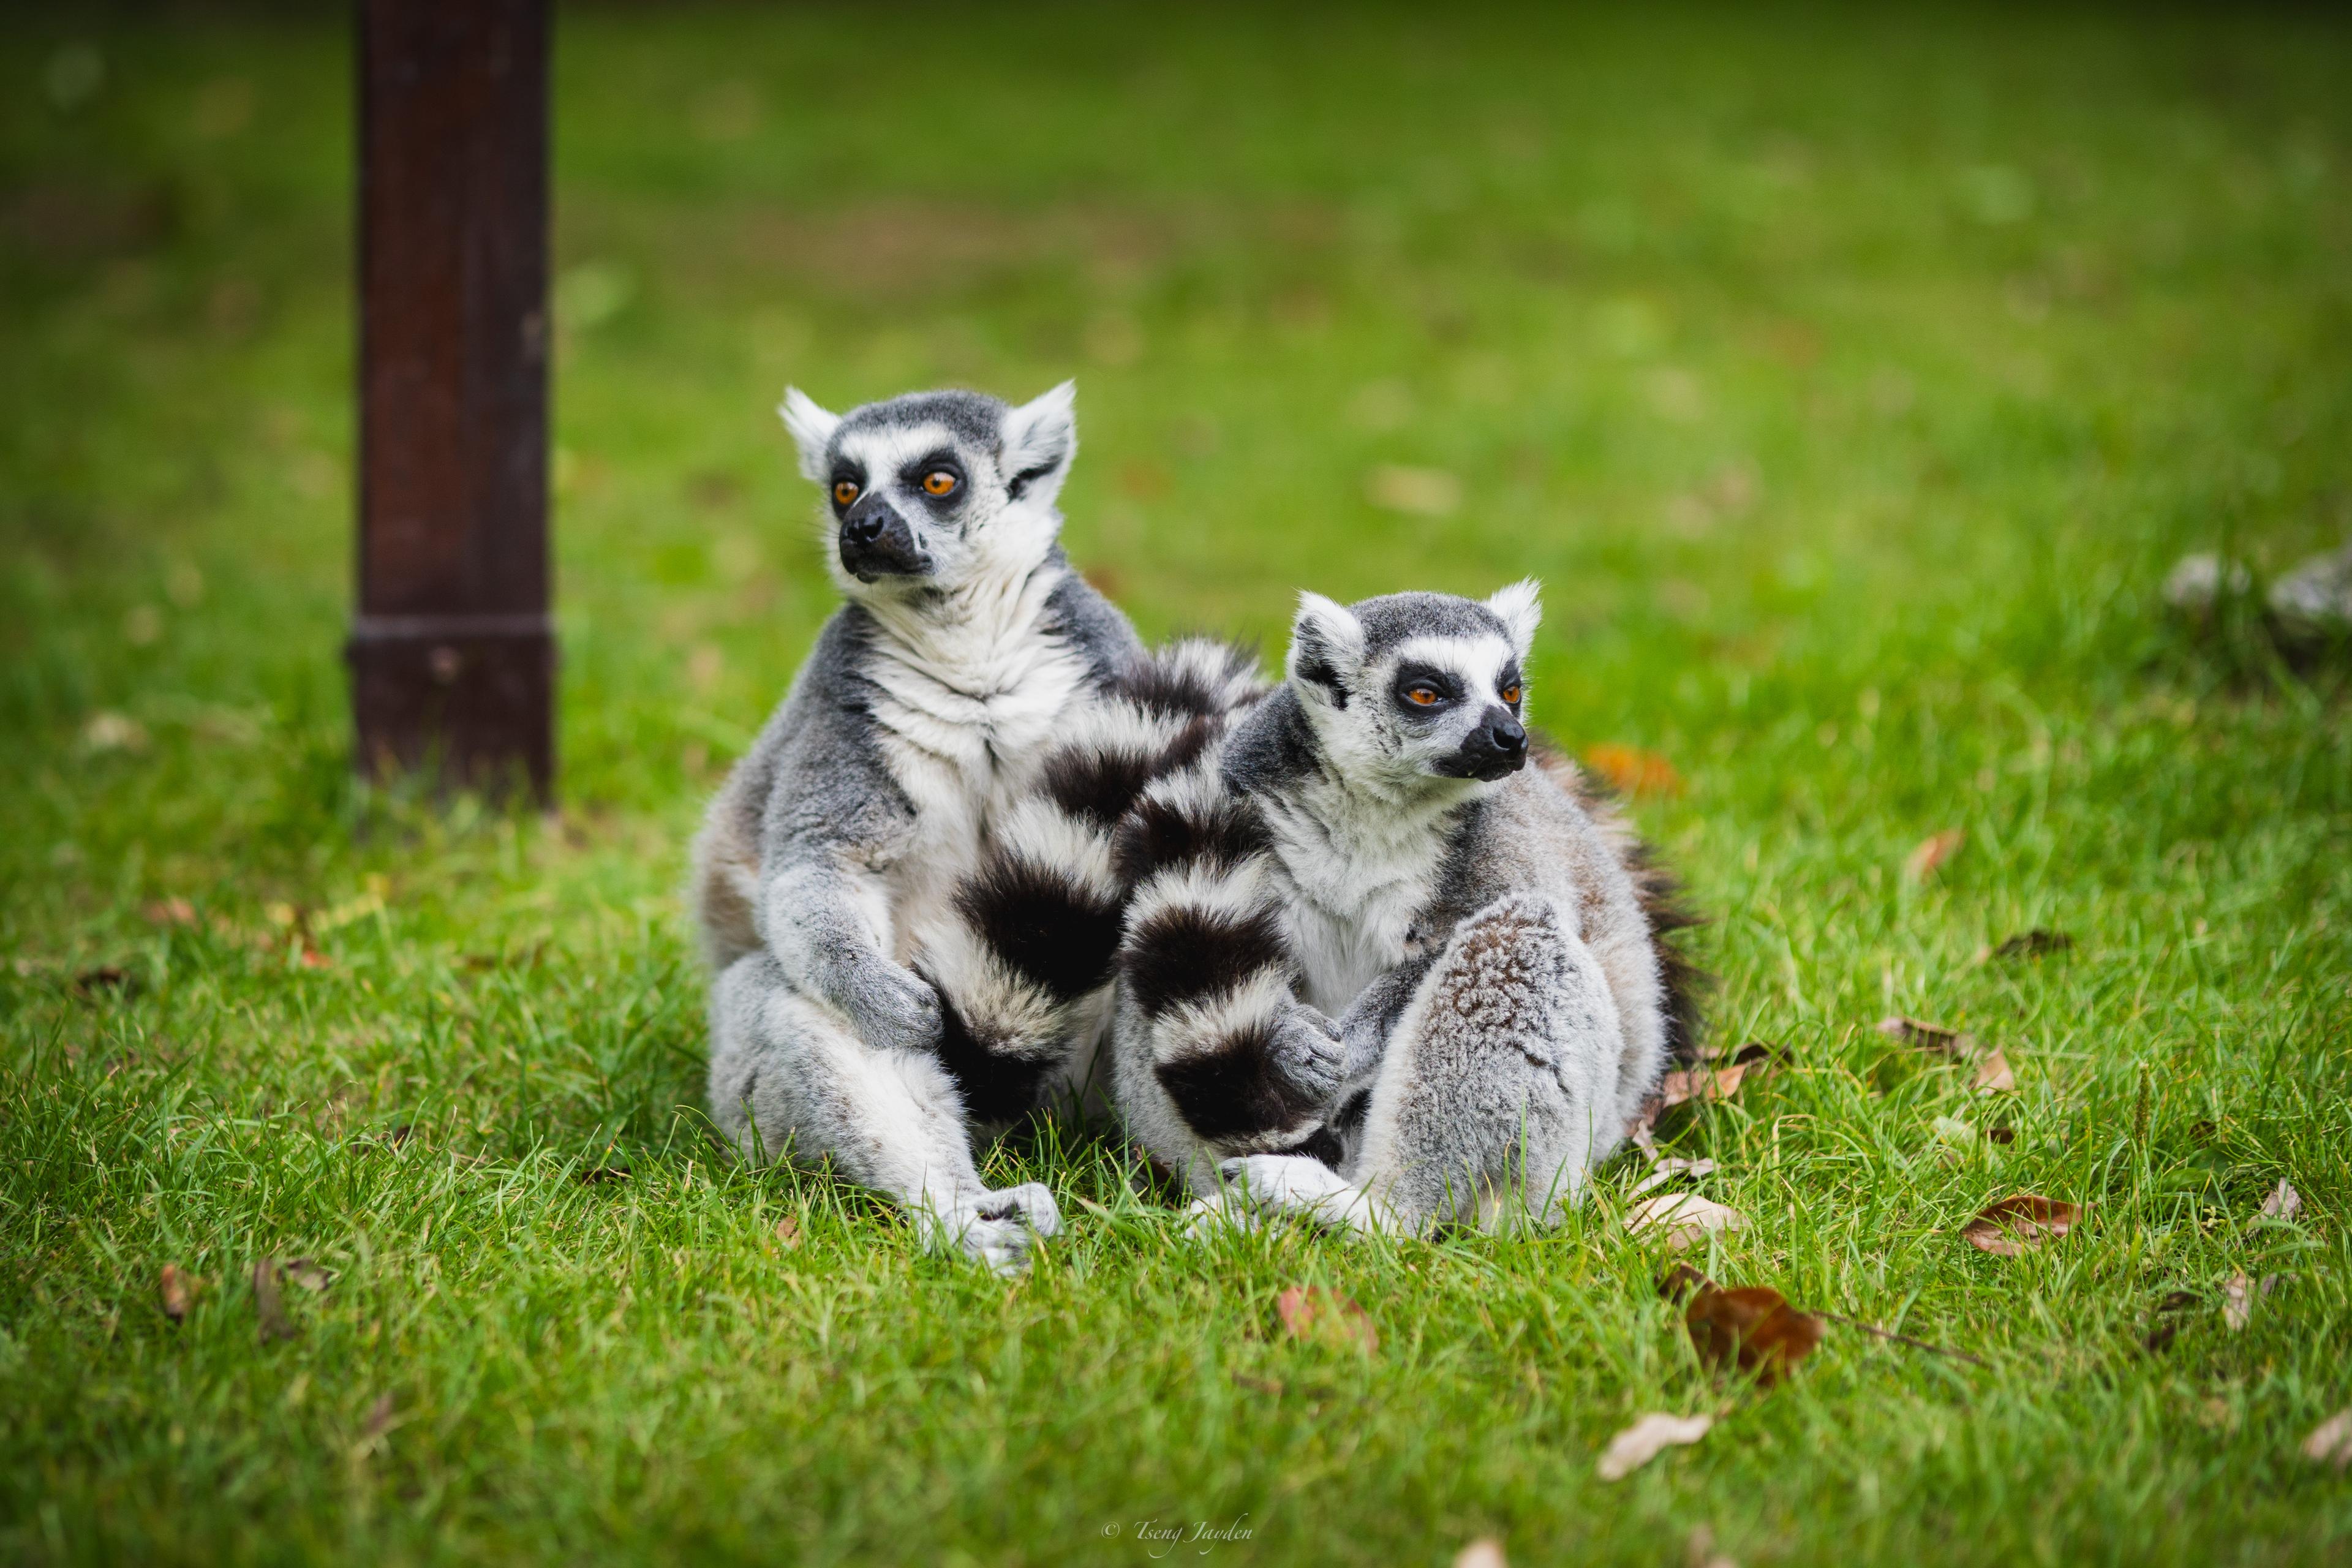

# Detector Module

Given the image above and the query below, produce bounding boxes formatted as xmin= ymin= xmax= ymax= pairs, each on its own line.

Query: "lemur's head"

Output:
xmin=1286 ymin=582 xmax=1542 ymax=791
xmin=778 ymin=383 xmax=1078 ymax=599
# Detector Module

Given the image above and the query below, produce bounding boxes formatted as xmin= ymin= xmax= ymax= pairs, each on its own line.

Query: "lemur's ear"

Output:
xmin=1485 ymin=578 xmax=1542 ymax=661
xmin=1287 ymin=591 xmax=1366 ymax=709
xmin=778 ymin=388 xmax=841 ymax=483
xmin=1000 ymin=381 xmax=1079 ymax=506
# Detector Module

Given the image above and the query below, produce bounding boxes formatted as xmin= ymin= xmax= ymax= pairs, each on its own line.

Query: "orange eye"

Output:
xmin=1501 ymin=685 xmax=1521 ymax=704
xmin=1406 ymin=686 xmax=1440 ymax=706
xmin=922 ymin=470 xmax=959 ymax=497
xmin=832 ymin=479 xmax=860 ymax=506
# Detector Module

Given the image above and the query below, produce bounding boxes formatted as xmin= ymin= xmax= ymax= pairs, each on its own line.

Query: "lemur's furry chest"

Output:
xmin=858 ymin=587 xmax=1091 ymax=956
xmin=1259 ymin=787 xmax=1461 ymax=1017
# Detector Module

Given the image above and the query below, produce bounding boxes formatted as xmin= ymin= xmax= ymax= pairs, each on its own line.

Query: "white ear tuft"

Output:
xmin=778 ymin=387 xmax=841 ymax=483
xmin=1485 ymin=578 xmax=1542 ymax=660
xmin=1287 ymin=590 xmax=1366 ymax=707
xmin=1000 ymin=380 xmax=1079 ymax=506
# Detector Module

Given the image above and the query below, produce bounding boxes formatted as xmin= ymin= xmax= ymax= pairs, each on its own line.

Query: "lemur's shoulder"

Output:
xmin=1038 ymin=549 xmax=1145 ymax=680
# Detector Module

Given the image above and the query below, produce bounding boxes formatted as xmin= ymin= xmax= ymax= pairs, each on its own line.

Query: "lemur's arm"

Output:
xmin=1112 ymin=767 xmax=1345 ymax=1156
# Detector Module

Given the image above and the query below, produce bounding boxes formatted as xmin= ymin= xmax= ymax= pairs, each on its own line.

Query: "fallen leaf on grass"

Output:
xmin=1276 ymin=1286 xmax=1378 ymax=1355
xmin=143 ymin=897 xmax=197 ymax=926
xmin=1876 ymin=1016 xmax=1977 ymax=1055
xmin=772 ymin=1215 xmax=802 ymax=1249
xmin=1627 ymin=1193 xmax=1746 ymax=1251
xmin=1596 ymin=1411 xmax=1715 ymax=1481
xmin=1971 ymin=1050 xmax=2016 ymax=1094
xmin=2258 ymin=1179 xmax=2300 ymax=1222
xmin=350 ymin=1390 xmax=398 ymax=1461
xmin=1451 ymin=1539 xmax=1508 ymax=1568
xmin=1660 ymin=1044 xmax=1784 ymax=1108
xmin=2223 ymin=1272 xmax=2252 ymax=1332
xmin=252 ymin=1257 xmax=297 ymax=1343
xmin=75 ymin=965 xmax=130 ymax=995
xmin=159 ymin=1264 xmax=195 ymax=1323
xmin=2143 ymin=1291 xmax=2200 ymax=1354
xmin=1658 ymin=1263 xmax=1718 ymax=1302
xmin=1961 ymin=1194 xmax=2081 ymax=1257
xmin=1232 ymin=1372 xmax=1286 ymax=1396
xmin=1583 ymin=742 xmax=1684 ymax=799
xmin=1629 ymin=1156 xmax=1718 ymax=1200
xmin=1994 ymin=929 xmax=2073 ymax=959
xmin=1904 ymin=828 xmax=1964 ymax=882
xmin=1684 ymin=1285 xmax=1825 ymax=1386
xmin=282 ymin=1257 xmax=333 ymax=1293
xmin=2304 ymin=1409 xmax=2352 ymax=1470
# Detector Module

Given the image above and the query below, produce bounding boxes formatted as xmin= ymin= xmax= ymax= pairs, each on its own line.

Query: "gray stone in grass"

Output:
xmin=2267 ymin=541 xmax=2352 ymax=644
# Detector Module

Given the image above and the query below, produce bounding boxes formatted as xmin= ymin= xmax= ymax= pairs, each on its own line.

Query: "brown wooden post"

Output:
xmin=350 ymin=0 xmax=553 ymax=802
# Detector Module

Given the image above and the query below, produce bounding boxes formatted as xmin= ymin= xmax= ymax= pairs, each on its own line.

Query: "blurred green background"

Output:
xmin=3 ymin=5 xmax=2349 ymax=1565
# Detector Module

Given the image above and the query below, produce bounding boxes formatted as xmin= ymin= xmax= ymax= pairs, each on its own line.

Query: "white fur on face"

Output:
xmin=1306 ymin=630 xmax=1522 ymax=791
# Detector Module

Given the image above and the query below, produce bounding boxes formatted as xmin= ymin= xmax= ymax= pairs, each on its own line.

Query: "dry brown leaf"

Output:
xmin=1972 ymin=1050 xmax=2016 ymax=1094
xmin=75 ymin=965 xmax=131 ymax=995
xmin=1658 ymin=1263 xmax=1719 ymax=1302
xmin=1276 ymin=1286 xmax=1378 ymax=1355
xmin=1452 ymin=1539 xmax=1509 ymax=1568
xmin=143 ymin=897 xmax=197 ymax=926
xmin=159 ymin=1264 xmax=195 ymax=1323
xmin=252 ymin=1257 xmax=296 ymax=1343
xmin=1994 ymin=929 xmax=2073 ymax=959
xmin=2258 ymin=1179 xmax=2301 ymax=1222
xmin=1596 ymin=1411 xmax=1715 ymax=1481
xmin=1685 ymin=1284 xmax=1825 ymax=1385
xmin=1628 ymin=1193 xmax=1745 ymax=1251
xmin=1904 ymin=828 xmax=1965 ymax=881
xmin=2304 ymin=1408 xmax=2352 ymax=1470
xmin=773 ymin=1215 xmax=802 ymax=1249
xmin=1875 ymin=1016 xmax=1977 ymax=1055
xmin=2223 ymin=1272 xmax=2252 ymax=1332
xmin=1583 ymin=742 xmax=1685 ymax=799
xmin=281 ymin=1257 xmax=333 ymax=1292
xmin=1961 ymin=1193 xmax=2081 ymax=1257
xmin=2143 ymin=1290 xmax=2199 ymax=1354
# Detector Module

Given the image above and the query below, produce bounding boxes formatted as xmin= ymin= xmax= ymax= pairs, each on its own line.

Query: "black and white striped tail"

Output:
xmin=916 ymin=639 xmax=1264 ymax=1126
xmin=1111 ymin=737 xmax=1338 ymax=1159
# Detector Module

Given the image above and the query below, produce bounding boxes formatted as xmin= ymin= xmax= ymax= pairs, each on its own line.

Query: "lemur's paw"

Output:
xmin=851 ymin=961 xmax=946 ymax=1053
xmin=918 ymin=1187 xmax=1058 ymax=1275
xmin=1218 ymin=1153 xmax=1357 ymax=1219
xmin=1268 ymin=1001 xmax=1348 ymax=1104
xmin=974 ymin=1182 xmax=1063 ymax=1240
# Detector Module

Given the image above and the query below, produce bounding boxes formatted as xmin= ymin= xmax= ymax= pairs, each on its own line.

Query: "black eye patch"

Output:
xmin=1391 ymin=662 xmax=1464 ymax=713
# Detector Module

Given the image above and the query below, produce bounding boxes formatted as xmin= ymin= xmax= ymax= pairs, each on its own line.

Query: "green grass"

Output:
xmin=5 ymin=3 xmax=2351 ymax=1562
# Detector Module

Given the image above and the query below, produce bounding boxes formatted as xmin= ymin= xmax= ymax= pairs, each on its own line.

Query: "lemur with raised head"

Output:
xmin=1110 ymin=584 xmax=1702 ymax=1234
xmin=696 ymin=382 xmax=1156 ymax=1273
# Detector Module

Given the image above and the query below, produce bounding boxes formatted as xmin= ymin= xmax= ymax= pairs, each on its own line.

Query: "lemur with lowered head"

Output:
xmin=1110 ymin=583 xmax=1703 ymax=1234
xmin=697 ymin=382 xmax=1164 ymax=1273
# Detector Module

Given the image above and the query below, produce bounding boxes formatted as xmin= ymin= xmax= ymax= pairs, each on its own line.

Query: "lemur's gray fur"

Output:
xmin=695 ymin=382 xmax=1150 ymax=1273
xmin=1107 ymin=584 xmax=1703 ymax=1235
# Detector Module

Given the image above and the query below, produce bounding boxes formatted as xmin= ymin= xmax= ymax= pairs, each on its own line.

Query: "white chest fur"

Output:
xmin=857 ymin=567 xmax=1090 ymax=957
xmin=1261 ymin=781 xmax=1463 ymax=1016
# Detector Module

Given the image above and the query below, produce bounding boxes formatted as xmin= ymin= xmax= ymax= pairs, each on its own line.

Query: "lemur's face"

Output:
xmin=777 ymin=384 xmax=1078 ymax=598
xmin=1287 ymin=584 xmax=1542 ymax=791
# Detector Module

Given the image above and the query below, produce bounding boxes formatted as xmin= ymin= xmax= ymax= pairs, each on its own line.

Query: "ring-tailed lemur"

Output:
xmin=697 ymin=382 xmax=1157 ymax=1273
xmin=1110 ymin=584 xmax=1703 ymax=1234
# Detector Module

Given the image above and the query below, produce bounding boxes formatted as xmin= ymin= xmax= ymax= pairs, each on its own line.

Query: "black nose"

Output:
xmin=843 ymin=510 xmax=888 ymax=546
xmin=1491 ymin=715 xmax=1526 ymax=754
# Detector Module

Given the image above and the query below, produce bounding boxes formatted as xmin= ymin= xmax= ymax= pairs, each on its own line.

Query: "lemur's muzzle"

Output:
xmin=1442 ymin=707 xmax=1528 ymax=782
xmin=837 ymin=498 xmax=931 ymax=581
